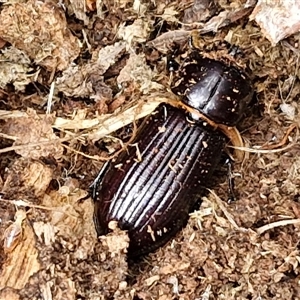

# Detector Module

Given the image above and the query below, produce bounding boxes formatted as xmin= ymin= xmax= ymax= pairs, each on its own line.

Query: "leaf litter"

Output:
xmin=0 ymin=0 xmax=300 ymax=299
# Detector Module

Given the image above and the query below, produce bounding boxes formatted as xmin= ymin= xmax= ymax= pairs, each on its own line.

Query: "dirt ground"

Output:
xmin=0 ymin=0 xmax=300 ymax=299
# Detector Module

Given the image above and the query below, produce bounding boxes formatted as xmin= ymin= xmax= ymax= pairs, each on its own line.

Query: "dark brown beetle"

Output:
xmin=92 ymin=52 xmax=254 ymax=256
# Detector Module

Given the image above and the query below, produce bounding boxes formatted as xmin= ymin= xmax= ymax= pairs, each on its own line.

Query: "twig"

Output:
xmin=256 ymin=219 xmax=300 ymax=235
xmin=260 ymin=123 xmax=298 ymax=150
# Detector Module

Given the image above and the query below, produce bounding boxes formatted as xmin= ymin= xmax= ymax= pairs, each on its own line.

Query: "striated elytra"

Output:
xmin=92 ymin=54 xmax=254 ymax=256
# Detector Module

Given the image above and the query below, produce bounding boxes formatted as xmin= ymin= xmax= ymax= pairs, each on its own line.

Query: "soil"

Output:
xmin=0 ymin=0 xmax=300 ymax=299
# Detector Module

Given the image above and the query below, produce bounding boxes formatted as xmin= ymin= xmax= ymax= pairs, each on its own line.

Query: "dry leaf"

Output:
xmin=42 ymin=186 xmax=94 ymax=239
xmin=1 ymin=159 xmax=53 ymax=198
xmin=183 ymin=0 xmax=218 ymax=24
xmin=198 ymin=2 xmax=255 ymax=34
xmin=96 ymin=42 xmax=126 ymax=73
xmin=56 ymin=42 xmax=125 ymax=97
xmin=2 ymin=109 xmax=63 ymax=160
xmin=100 ymin=221 xmax=129 ymax=256
xmin=161 ymin=7 xmax=180 ymax=23
xmin=118 ymin=19 xmax=152 ymax=45
xmin=0 ymin=47 xmax=33 ymax=91
xmin=68 ymin=0 xmax=89 ymax=24
xmin=250 ymin=0 xmax=300 ymax=44
xmin=0 ymin=0 xmax=80 ymax=72
xmin=117 ymin=53 xmax=163 ymax=94
xmin=0 ymin=215 xmax=40 ymax=290
xmin=147 ymin=30 xmax=190 ymax=53
xmin=0 ymin=93 xmax=173 ymax=143
xmin=0 ymin=289 xmax=20 ymax=300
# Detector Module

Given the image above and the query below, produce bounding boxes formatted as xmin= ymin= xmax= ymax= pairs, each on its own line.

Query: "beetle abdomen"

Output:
xmin=93 ymin=104 xmax=225 ymax=256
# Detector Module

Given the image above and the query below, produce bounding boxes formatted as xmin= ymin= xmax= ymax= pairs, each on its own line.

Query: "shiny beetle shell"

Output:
xmin=92 ymin=55 xmax=254 ymax=256
xmin=93 ymin=105 xmax=225 ymax=256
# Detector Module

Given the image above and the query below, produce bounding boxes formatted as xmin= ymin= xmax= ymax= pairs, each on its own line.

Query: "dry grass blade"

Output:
xmin=85 ymin=95 xmax=172 ymax=141
xmin=256 ymin=219 xmax=300 ymax=235
xmin=229 ymin=122 xmax=298 ymax=155
xmin=0 ymin=94 xmax=176 ymax=156
xmin=0 ymin=198 xmax=80 ymax=219
xmin=208 ymin=189 xmax=242 ymax=231
xmin=230 ymin=142 xmax=297 ymax=154
xmin=259 ymin=123 xmax=298 ymax=150
xmin=62 ymin=120 xmax=138 ymax=161
xmin=0 ymin=136 xmax=70 ymax=154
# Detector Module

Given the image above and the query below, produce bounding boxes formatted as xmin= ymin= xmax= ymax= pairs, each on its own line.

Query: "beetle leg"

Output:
xmin=225 ymin=158 xmax=236 ymax=203
xmin=90 ymin=160 xmax=111 ymax=199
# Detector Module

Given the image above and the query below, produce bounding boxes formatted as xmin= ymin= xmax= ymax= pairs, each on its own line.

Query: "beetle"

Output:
xmin=91 ymin=52 xmax=254 ymax=256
